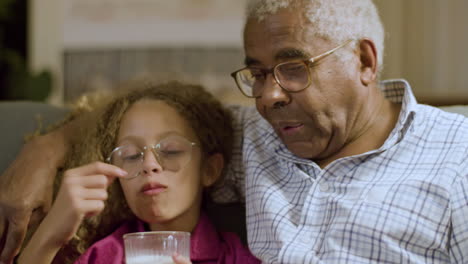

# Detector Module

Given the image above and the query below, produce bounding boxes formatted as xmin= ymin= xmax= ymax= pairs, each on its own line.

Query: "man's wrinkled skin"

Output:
xmin=0 ymin=132 xmax=64 ymax=264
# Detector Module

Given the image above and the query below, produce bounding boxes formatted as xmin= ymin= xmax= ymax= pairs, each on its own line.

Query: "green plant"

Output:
xmin=0 ymin=0 xmax=15 ymax=20
xmin=0 ymin=0 xmax=52 ymax=101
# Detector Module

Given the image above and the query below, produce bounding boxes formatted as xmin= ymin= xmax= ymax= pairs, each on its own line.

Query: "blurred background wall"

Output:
xmin=376 ymin=0 xmax=468 ymax=106
xmin=1 ymin=0 xmax=467 ymax=106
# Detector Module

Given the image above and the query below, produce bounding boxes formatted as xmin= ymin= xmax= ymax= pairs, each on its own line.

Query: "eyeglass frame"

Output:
xmin=106 ymin=137 xmax=198 ymax=180
xmin=230 ymin=39 xmax=354 ymax=98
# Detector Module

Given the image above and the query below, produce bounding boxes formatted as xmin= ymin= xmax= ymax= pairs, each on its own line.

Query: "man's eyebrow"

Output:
xmin=243 ymin=48 xmax=311 ymax=67
xmin=244 ymin=56 xmax=260 ymax=66
xmin=275 ymin=48 xmax=311 ymax=61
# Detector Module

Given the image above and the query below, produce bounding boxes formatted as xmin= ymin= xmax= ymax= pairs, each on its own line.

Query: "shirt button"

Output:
xmin=300 ymin=236 xmax=311 ymax=244
xmin=320 ymin=182 xmax=329 ymax=192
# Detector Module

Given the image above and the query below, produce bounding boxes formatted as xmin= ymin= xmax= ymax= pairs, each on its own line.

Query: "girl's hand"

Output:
xmin=172 ymin=253 xmax=192 ymax=264
xmin=42 ymin=162 xmax=127 ymax=246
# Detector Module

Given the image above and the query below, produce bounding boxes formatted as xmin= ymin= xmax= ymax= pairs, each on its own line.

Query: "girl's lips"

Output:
xmin=141 ymin=182 xmax=167 ymax=195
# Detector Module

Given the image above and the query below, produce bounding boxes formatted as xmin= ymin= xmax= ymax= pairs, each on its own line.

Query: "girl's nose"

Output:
xmin=141 ymin=149 xmax=163 ymax=175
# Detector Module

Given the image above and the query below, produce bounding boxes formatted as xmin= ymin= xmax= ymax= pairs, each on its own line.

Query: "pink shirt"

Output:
xmin=74 ymin=213 xmax=260 ymax=264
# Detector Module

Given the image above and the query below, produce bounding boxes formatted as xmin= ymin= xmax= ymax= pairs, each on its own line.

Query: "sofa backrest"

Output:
xmin=0 ymin=101 xmax=69 ymax=174
xmin=439 ymin=105 xmax=468 ymax=117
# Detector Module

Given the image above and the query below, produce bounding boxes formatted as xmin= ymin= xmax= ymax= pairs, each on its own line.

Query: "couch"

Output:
xmin=1 ymin=101 xmax=467 ymax=245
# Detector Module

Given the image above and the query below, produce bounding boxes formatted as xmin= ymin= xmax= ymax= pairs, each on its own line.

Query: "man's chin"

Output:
xmin=284 ymin=140 xmax=323 ymax=160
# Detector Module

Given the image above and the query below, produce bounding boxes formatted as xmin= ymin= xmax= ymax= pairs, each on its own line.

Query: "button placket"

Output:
xmin=299 ymin=235 xmax=312 ymax=245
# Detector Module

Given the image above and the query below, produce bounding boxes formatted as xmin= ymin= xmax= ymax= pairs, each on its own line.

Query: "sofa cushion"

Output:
xmin=0 ymin=101 xmax=69 ymax=174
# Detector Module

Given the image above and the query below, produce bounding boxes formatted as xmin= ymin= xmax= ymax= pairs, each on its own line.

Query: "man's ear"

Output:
xmin=359 ymin=38 xmax=378 ymax=85
xmin=202 ymin=153 xmax=224 ymax=187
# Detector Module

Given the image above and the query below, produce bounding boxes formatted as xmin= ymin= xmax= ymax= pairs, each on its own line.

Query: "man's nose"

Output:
xmin=141 ymin=149 xmax=163 ymax=175
xmin=257 ymin=73 xmax=291 ymax=108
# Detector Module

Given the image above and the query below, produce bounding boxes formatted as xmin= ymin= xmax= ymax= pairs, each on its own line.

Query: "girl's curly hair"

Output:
xmin=55 ymin=81 xmax=234 ymax=262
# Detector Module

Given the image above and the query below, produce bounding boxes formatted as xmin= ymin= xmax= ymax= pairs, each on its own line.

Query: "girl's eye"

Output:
xmin=159 ymin=150 xmax=184 ymax=157
xmin=123 ymin=153 xmax=141 ymax=161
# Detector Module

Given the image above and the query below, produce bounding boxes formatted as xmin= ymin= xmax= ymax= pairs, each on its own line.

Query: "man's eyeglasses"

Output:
xmin=230 ymin=40 xmax=353 ymax=98
xmin=106 ymin=135 xmax=197 ymax=179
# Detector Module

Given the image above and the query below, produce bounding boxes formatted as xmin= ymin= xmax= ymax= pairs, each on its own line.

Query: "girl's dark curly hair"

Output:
xmin=55 ymin=81 xmax=233 ymax=263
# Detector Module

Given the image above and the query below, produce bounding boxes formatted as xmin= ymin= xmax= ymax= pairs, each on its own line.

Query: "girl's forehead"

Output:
xmin=125 ymin=99 xmax=182 ymax=122
xmin=117 ymin=99 xmax=198 ymax=144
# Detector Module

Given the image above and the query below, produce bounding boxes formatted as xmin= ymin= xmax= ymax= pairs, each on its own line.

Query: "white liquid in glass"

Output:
xmin=126 ymin=255 xmax=174 ymax=264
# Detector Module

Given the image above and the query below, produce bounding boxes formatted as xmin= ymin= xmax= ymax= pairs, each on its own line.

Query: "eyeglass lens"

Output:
xmin=238 ymin=61 xmax=310 ymax=97
xmin=109 ymin=135 xmax=194 ymax=178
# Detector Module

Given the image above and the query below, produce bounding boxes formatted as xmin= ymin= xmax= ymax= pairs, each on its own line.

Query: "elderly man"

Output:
xmin=1 ymin=0 xmax=467 ymax=263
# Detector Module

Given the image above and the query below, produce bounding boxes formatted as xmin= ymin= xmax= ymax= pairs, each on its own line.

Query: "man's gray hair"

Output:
xmin=246 ymin=0 xmax=385 ymax=72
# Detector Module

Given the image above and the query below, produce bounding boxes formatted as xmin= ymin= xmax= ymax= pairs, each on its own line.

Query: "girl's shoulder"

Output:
xmin=73 ymin=219 xmax=144 ymax=264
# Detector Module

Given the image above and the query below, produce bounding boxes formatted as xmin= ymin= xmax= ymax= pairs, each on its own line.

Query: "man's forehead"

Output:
xmin=243 ymin=17 xmax=317 ymax=66
xmin=244 ymin=47 xmax=311 ymax=66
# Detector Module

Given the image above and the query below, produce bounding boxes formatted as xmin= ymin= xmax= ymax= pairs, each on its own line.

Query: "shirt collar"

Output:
xmin=267 ymin=79 xmax=419 ymax=163
xmin=378 ymin=79 xmax=418 ymax=149
xmin=189 ymin=212 xmax=222 ymax=261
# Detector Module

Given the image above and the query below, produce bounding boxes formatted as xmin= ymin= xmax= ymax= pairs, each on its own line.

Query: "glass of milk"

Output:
xmin=124 ymin=231 xmax=190 ymax=264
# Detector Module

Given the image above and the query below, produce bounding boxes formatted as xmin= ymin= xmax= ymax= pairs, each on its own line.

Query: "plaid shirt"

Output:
xmin=212 ymin=79 xmax=468 ymax=263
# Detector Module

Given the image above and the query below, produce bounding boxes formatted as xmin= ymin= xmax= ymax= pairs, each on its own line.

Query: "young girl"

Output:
xmin=18 ymin=82 xmax=260 ymax=264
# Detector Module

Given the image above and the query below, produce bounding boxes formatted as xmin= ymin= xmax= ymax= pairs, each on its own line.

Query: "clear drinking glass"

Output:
xmin=123 ymin=231 xmax=190 ymax=264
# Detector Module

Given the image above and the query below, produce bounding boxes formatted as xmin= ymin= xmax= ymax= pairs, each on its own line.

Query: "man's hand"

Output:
xmin=0 ymin=132 xmax=65 ymax=264
xmin=16 ymin=162 xmax=127 ymax=264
